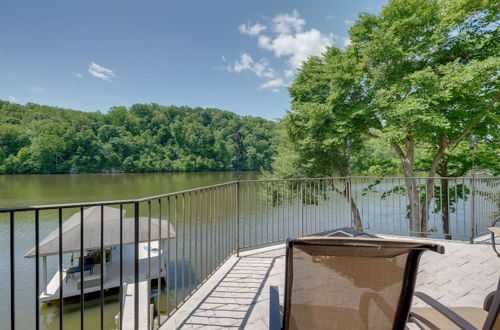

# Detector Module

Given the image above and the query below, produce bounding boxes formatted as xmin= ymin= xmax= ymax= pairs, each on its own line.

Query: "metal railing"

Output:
xmin=1 ymin=176 xmax=498 ymax=329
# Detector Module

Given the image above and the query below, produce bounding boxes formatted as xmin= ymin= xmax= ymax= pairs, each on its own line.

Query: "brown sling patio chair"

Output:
xmin=409 ymin=276 xmax=500 ymax=330
xmin=269 ymin=237 xmax=444 ymax=330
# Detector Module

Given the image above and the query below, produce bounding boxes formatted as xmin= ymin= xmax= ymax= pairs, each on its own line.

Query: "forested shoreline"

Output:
xmin=0 ymin=101 xmax=277 ymax=174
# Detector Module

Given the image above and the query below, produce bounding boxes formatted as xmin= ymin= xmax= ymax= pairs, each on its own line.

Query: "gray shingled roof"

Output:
xmin=25 ymin=206 xmax=175 ymax=258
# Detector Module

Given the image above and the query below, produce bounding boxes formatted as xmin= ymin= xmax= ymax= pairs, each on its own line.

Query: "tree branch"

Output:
xmin=392 ymin=142 xmax=406 ymax=159
xmin=448 ymin=123 xmax=475 ymax=151
xmin=429 ymin=135 xmax=448 ymax=177
xmin=364 ymin=131 xmax=380 ymax=139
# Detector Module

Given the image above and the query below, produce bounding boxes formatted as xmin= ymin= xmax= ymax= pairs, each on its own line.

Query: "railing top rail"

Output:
xmin=349 ymin=176 xmax=500 ymax=180
xmin=238 ymin=177 xmax=347 ymax=183
xmin=135 ymin=181 xmax=238 ymax=202
xmin=240 ymin=176 xmax=500 ymax=182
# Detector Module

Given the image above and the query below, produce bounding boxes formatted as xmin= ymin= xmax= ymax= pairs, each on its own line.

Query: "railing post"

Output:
xmin=348 ymin=176 xmax=353 ymax=228
xmin=236 ymin=181 xmax=240 ymax=257
xmin=300 ymin=181 xmax=304 ymax=236
xmin=134 ymin=201 xmax=139 ymax=330
xmin=10 ymin=212 xmax=15 ymax=330
xmin=469 ymin=177 xmax=475 ymax=244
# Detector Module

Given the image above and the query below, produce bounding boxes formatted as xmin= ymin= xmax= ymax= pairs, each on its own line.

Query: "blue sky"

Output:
xmin=0 ymin=0 xmax=385 ymax=120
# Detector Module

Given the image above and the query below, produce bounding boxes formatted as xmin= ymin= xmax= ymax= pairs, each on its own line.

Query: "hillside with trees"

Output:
xmin=0 ymin=101 xmax=277 ymax=174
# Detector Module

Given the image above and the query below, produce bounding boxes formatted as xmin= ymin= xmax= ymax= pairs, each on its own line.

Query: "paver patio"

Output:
xmin=161 ymin=234 xmax=500 ymax=329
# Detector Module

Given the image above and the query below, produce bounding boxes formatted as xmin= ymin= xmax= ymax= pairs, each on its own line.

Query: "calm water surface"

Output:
xmin=0 ymin=171 xmax=258 ymax=330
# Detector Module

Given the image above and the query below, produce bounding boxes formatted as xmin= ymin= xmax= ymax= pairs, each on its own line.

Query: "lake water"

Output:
xmin=0 ymin=172 xmax=258 ymax=330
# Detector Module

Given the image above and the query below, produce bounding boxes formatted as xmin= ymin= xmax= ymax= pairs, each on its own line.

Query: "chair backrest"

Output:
xmin=282 ymin=237 xmax=444 ymax=330
xmin=484 ymin=276 xmax=500 ymax=330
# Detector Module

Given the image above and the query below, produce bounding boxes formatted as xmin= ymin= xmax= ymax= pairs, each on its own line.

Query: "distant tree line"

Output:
xmin=0 ymin=101 xmax=277 ymax=174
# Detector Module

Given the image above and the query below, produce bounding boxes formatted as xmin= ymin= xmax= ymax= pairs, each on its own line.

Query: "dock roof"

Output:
xmin=25 ymin=206 xmax=175 ymax=258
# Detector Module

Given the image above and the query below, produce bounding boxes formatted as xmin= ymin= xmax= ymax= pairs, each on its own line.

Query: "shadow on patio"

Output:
xmin=175 ymin=247 xmax=284 ymax=329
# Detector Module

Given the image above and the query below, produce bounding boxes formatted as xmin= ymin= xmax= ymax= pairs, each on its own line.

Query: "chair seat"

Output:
xmin=488 ymin=227 xmax=500 ymax=235
xmin=411 ymin=307 xmax=490 ymax=330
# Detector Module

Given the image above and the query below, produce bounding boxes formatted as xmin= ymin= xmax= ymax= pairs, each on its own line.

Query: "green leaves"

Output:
xmin=273 ymin=0 xmax=498 ymax=180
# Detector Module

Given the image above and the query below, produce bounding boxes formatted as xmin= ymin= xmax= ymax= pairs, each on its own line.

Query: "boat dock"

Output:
xmin=40 ymin=241 xmax=164 ymax=302
xmin=120 ymin=280 xmax=154 ymax=330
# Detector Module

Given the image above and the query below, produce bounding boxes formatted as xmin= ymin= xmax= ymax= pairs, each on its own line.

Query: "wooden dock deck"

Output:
xmin=121 ymin=280 xmax=153 ymax=330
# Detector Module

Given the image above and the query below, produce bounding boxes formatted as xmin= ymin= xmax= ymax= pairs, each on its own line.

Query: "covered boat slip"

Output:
xmin=39 ymin=241 xmax=164 ymax=303
xmin=24 ymin=206 xmax=175 ymax=302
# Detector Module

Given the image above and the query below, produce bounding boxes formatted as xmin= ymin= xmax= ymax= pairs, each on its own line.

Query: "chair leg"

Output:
xmin=269 ymin=286 xmax=281 ymax=330
xmin=491 ymin=233 xmax=500 ymax=257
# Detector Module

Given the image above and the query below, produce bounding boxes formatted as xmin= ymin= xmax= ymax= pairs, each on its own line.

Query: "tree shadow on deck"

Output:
xmin=176 ymin=247 xmax=285 ymax=329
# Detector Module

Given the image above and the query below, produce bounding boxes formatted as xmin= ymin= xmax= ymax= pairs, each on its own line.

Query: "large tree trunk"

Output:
xmin=349 ymin=194 xmax=363 ymax=230
xmin=330 ymin=178 xmax=363 ymax=230
xmin=440 ymin=158 xmax=451 ymax=239
xmin=420 ymin=140 xmax=446 ymax=238
xmin=345 ymin=177 xmax=363 ymax=229
xmin=394 ymin=138 xmax=421 ymax=236
xmin=403 ymin=173 xmax=421 ymax=235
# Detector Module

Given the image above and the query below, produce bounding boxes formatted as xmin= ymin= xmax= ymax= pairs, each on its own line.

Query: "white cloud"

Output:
xmin=222 ymin=56 xmax=227 ymax=62
xmin=238 ymin=22 xmax=267 ymax=36
xmin=325 ymin=15 xmax=336 ymax=21
xmin=258 ymin=28 xmax=332 ymax=68
xmin=29 ymin=86 xmax=46 ymax=93
xmin=233 ymin=53 xmax=254 ymax=72
xmin=72 ymin=71 xmax=84 ymax=78
xmin=88 ymin=62 xmax=116 ymax=81
xmin=343 ymin=37 xmax=352 ymax=48
xmin=228 ymin=10 xmax=331 ymax=91
xmin=259 ymin=78 xmax=285 ymax=92
xmin=233 ymin=52 xmax=275 ymax=78
xmin=272 ymin=9 xmax=305 ymax=34
xmin=284 ymin=69 xmax=295 ymax=78
xmin=7 ymin=96 xmax=16 ymax=102
xmin=344 ymin=19 xmax=354 ymax=25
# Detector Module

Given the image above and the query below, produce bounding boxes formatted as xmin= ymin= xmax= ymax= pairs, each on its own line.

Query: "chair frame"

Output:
xmin=489 ymin=217 xmax=500 ymax=257
xmin=270 ymin=237 xmax=444 ymax=330
xmin=409 ymin=276 xmax=500 ymax=330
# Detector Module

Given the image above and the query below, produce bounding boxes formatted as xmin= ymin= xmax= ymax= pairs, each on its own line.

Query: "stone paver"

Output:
xmin=161 ymin=235 xmax=500 ymax=329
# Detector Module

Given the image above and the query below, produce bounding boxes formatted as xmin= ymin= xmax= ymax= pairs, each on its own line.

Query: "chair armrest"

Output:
xmin=413 ymin=292 xmax=477 ymax=330
xmin=408 ymin=312 xmax=440 ymax=330
xmin=483 ymin=291 xmax=496 ymax=311
xmin=269 ymin=286 xmax=281 ymax=330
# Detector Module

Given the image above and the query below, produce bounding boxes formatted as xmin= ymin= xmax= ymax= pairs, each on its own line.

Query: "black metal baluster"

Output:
xmin=147 ymin=201 xmax=151 ymax=330
xmin=35 ymin=210 xmax=40 ymax=330
xmin=174 ymin=196 xmax=178 ymax=308
xmin=134 ymin=202 xmax=139 ymax=330
xmin=10 ymin=211 xmax=15 ymax=330
xmin=119 ymin=204 xmax=123 ymax=330
xmin=80 ymin=207 xmax=84 ymax=330
xmin=100 ymin=205 xmax=104 ymax=330
xmin=166 ymin=197 xmax=171 ymax=316
xmin=157 ymin=198 xmax=162 ymax=327
xmin=59 ymin=208 xmax=63 ymax=330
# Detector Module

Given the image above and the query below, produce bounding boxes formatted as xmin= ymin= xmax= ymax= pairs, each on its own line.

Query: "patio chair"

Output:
xmin=409 ymin=276 xmax=500 ymax=330
xmin=488 ymin=217 xmax=500 ymax=257
xmin=269 ymin=237 xmax=444 ymax=330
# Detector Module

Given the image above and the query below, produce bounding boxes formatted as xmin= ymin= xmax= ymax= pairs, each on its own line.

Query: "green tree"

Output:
xmin=284 ymin=0 xmax=499 ymax=235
